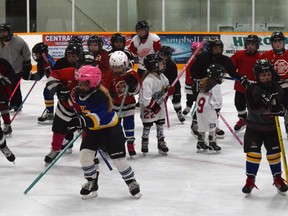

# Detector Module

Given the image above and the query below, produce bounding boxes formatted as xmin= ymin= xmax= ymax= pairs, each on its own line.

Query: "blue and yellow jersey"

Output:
xmin=76 ymin=89 xmax=118 ymax=130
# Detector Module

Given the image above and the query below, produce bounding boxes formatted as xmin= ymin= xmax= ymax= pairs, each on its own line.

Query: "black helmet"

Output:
xmin=32 ymin=42 xmax=49 ymax=61
xmin=245 ymin=35 xmax=260 ymax=49
xmin=0 ymin=23 xmax=13 ymax=42
xmin=270 ymin=31 xmax=285 ymax=55
xmin=69 ymin=35 xmax=83 ymax=45
xmin=87 ymin=35 xmax=103 ymax=48
xmin=135 ymin=20 xmax=149 ymax=31
xmin=65 ymin=44 xmax=82 ymax=58
xmin=157 ymin=46 xmax=175 ymax=58
xmin=110 ymin=33 xmax=126 ymax=51
xmin=207 ymin=38 xmax=223 ymax=52
xmin=77 ymin=51 xmax=97 ymax=69
xmin=253 ymin=59 xmax=275 ymax=88
xmin=144 ymin=54 xmax=164 ymax=72
xmin=207 ymin=64 xmax=226 ymax=84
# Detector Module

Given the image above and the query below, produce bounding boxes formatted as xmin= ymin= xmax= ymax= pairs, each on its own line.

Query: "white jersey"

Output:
xmin=128 ymin=33 xmax=161 ymax=70
xmin=139 ymin=73 xmax=169 ymax=123
xmin=196 ymin=84 xmax=222 ymax=132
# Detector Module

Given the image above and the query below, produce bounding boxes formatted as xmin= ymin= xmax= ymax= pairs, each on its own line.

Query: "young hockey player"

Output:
xmin=196 ymin=64 xmax=225 ymax=152
xmin=108 ymin=33 xmax=134 ymax=69
xmin=67 ymin=65 xmax=141 ymax=199
xmin=23 ymin=42 xmax=56 ymax=124
xmin=107 ymin=51 xmax=141 ymax=156
xmin=190 ymin=38 xmax=242 ymax=139
xmin=128 ymin=20 xmax=161 ymax=79
xmin=242 ymin=59 xmax=288 ymax=196
xmin=0 ymin=58 xmax=14 ymax=135
xmin=43 ymin=52 xmax=96 ymax=163
xmin=139 ymin=53 xmax=175 ymax=155
xmin=158 ymin=45 xmax=185 ymax=123
xmin=260 ymin=31 xmax=288 ymax=138
xmin=231 ymin=35 xmax=260 ymax=132
xmin=183 ymin=41 xmax=203 ymax=116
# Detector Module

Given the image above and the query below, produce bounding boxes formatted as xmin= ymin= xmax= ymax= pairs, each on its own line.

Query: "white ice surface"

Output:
xmin=1 ymin=77 xmax=288 ymax=216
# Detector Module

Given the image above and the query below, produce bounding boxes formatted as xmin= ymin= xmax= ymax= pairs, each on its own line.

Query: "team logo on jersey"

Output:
xmin=115 ymin=80 xmax=126 ymax=97
xmin=274 ymin=59 xmax=288 ymax=76
xmin=138 ymin=48 xmax=151 ymax=58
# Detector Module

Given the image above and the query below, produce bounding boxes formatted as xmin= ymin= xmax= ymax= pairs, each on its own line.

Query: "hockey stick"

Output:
xmin=9 ymin=77 xmax=22 ymax=102
xmin=218 ymin=112 xmax=243 ymax=146
xmin=274 ymin=115 xmax=288 ymax=181
xmin=23 ymin=130 xmax=83 ymax=195
xmin=118 ymin=85 xmax=129 ymax=118
xmin=164 ymin=98 xmax=170 ymax=128
xmin=160 ymin=40 xmax=205 ymax=103
xmin=11 ymin=80 xmax=38 ymax=124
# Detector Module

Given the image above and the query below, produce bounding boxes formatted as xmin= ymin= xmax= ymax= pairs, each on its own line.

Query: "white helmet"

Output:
xmin=109 ymin=51 xmax=128 ymax=68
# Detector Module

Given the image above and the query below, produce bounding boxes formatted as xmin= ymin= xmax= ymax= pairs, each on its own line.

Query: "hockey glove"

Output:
xmin=0 ymin=74 xmax=11 ymax=86
xmin=67 ymin=115 xmax=87 ymax=132
xmin=166 ymin=86 xmax=175 ymax=96
xmin=147 ymin=99 xmax=161 ymax=114
xmin=125 ymin=74 xmax=138 ymax=93
xmin=22 ymin=60 xmax=32 ymax=74
xmin=57 ymin=85 xmax=70 ymax=101
xmin=271 ymin=104 xmax=287 ymax=116
xmin=240 ymin=76 xmax=249 ymax=88
xmin=260 ymin=91 xmax=278 ymax=106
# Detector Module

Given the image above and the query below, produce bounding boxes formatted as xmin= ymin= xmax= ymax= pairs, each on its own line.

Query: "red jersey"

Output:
xmin=95 ymin=49 xmax=110 ymax=76
xmin=47 ymin=67 xmax=80 ymax=116
xmin=104 ymin=69 xmax=141 ymax=117
xmin=231 ymin=50 xmax=260 ymax=93
xmin=260 ymin=50 xmax=288 ymax=84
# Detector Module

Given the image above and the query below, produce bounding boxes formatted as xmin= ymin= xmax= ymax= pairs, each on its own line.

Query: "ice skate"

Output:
xmin=38 ymin=109 xmax=54 ymax=125
xmin=182 ymin=107 xmax=191 ymax=116
xmin=3 ymin=124 xmax=12 ymax=137
xmin=127 ymin=142 xmax=136 ymax=156
xmin=81 ymin=172 xmax=99 ymax=200
xmin=191 ymin=120 xmax=199 ymax=138
xmin=234 ymin=118 xmax=246 ymax=133
xmin=0 ymin=143 xmax=15 ymax=163
xmin=61 ymin=139 xmax=73 ymax=154
xmin=208 ymin=142 xmax=221 ymax=153
xmin=158 ymin=138 xmax=169 ymax=155
xmin=141 ymin=138 xmax=149 ymax=156
xmin=196 ymin=140 xmax=208 ymax=153
xmin=242 ymin=175 xmax=258 ymax=197
xmin=216 ymin=127 xmax=225 ymax=139
xmin=273 ymin=174 xmax=288 ymax=196
xmin=126 ymin=179 xmax=141 ymax=199
xmin=177 ymin=111 xmax=185 ymax=123
xmin=44 ymin=149 xmax=60 ymax=164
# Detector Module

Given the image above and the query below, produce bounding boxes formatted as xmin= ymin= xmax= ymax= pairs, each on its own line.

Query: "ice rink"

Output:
xmin=1 ymin=76 xmax=288 ymax=216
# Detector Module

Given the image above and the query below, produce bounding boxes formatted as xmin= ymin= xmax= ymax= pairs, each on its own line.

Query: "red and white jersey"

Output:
xmin=46 ymin=67 xmax=80 ymax=121
xmin=128 ymin=33 xmax=161 ymax=70
xmin=104 ymin=69 xmax=141 ymax=117
xmin=260 ymin=50 xmax=288 ymax=88
xmin=139 ymin=73 xmax=169 ymax=123
xmin=196 ymin=85 xmax=222 ymax=132
xmin=231 ymin=50 xmax=259 ymax=93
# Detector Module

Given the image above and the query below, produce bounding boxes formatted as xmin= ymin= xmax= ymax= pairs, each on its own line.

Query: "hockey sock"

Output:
xmin=1 ymin=111 xmax=11 ymax=124
xmin=0 ymin=129 xmax=5 ymax=146
xmin=267 ymin=152 xmax=282 ymax=176
xmin=51 ymin=133 xmax=66 ymax=150
xmin=80 ymin=149 xmax=98 ymax=178
xmin=142 ymin=125 xmax=151 ymax=139
xmin=237 ymin=109 xmax=247 ymax=119
xmin=156 ymin=124 xmax=164 ymax=140
xmin=208 ymin=131 xmax=216 ymax=142
xmin=246 ymin=152 xmax=261 ymax=176
xmin=113 ymin=157 xmax=135 ymax=182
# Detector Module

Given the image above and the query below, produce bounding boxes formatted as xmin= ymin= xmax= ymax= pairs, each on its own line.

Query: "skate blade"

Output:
xmin=81 ymin=191 xmax=98 ymax=200
xmin=63 ymin=149 xmax=73 ymax=155
xmin=38 ymin=121 xmax=54 ymax=125
xmin=234 ymin=126 xmax=246 ymax=133
xmin=158 ymin=150 xmax=168 ymax=155
xmin=216 ymin=135 xmax=225 ymax=139
xmin=277 ymin=189 xmax=287 ymax=196
xmin=133 ymin=192 xmax=142 ymax=199
xmin=208 ymin=149 xmax=221 ymax=154
xmin=244 ymin=192 xmax=251 ymax=198
xmin=4 ymin=134 xmax=12 ymax=138
xmin=196 ymin=149 xmax=208 ymax=153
